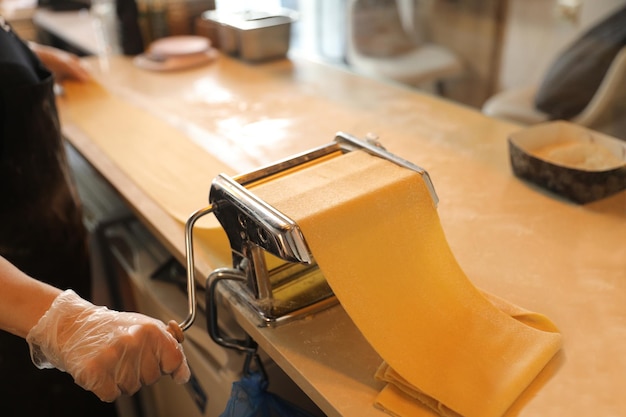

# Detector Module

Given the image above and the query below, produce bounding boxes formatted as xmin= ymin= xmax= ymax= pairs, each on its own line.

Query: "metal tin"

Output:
xmin=199 ymin=9 xmax=295 ymax=62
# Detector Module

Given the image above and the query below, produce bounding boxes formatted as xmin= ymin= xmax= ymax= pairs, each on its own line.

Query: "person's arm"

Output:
xmin=0 ymin=256 xmax=190 ymax=401
xmin=27 ymin=42 xmax=91 ymax=82
xmin=0 ymin=256 xmax=61 ymax=338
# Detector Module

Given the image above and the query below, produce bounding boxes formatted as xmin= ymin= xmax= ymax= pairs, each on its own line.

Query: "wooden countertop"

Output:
xmin=58 ymin=53 xmax=626 ymax=417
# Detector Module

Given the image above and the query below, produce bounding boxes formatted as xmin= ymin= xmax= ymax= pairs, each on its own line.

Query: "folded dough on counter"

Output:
xmin=251 ymin=150 xmax=563 ymax=417
xmin=373 ymin=289 xmax=561 ymax=417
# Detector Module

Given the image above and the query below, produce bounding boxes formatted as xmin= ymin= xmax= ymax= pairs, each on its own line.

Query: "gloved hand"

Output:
xmin=26 ymin=290 xmax=191 ymax=402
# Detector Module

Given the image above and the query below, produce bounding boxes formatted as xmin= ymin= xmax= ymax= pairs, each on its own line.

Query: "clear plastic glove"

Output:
xmin=26 ymin=290 xmax=190 ymax=402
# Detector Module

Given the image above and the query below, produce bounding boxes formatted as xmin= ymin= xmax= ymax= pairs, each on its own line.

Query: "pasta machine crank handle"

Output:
xmin=167 ymin=204 xmax=217 ymax=342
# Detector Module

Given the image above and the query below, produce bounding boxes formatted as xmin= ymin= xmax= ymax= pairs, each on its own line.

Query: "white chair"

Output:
xmin=483 ymin=46 xmax=626 ymax=136
xmin=345 ymin=0 xmax=463 ymax=94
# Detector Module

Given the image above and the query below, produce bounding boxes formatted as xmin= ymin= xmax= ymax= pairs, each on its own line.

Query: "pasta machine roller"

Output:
xmin=178 ymin=132 xmax=438 ymax=338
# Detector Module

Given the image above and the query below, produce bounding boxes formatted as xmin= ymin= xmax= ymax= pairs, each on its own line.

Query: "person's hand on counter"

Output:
xmin=27 ymin=42 xmax=91 ymax=82
xmin=0 ymin=256 xmax=190 ymax=402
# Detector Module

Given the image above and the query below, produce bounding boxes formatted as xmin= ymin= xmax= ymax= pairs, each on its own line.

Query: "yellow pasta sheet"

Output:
xmin=251 ymin=150 xmax=562 ymax=417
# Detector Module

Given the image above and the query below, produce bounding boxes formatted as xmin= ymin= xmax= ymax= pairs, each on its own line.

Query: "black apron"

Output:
xmin=0 ymin=19 xmax=117 ymax=417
